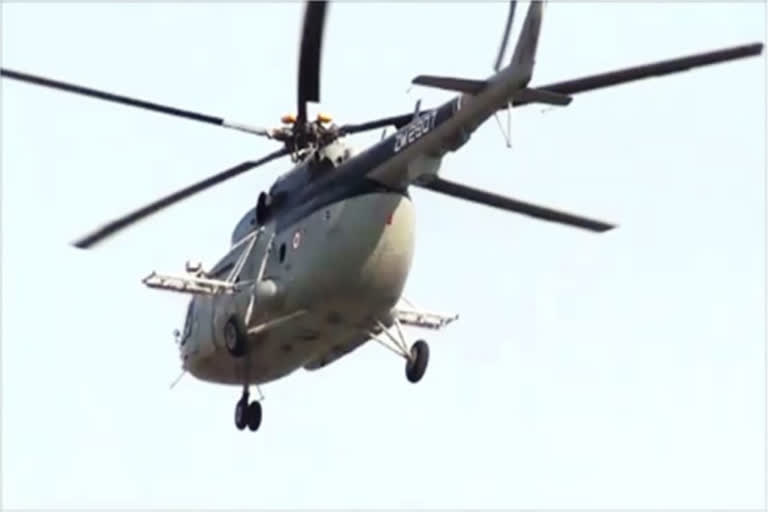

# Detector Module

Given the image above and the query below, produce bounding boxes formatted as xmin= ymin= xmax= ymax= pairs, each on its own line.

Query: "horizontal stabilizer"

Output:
xmin=515 ymin=87 xmax=572 ymax=106
xmin=411 ymin=75 xmax=488 ymax=94
xmin=417 ymin=177 xmax=615 ymax=233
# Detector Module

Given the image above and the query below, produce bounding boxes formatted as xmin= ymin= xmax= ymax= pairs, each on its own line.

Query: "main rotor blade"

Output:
xmin=417 ymin=177 xmax=615 ymax=233
xmin=296 ymin=1 xmax=328 ymax=124
xmin=493 ymin=0 xmax=517 ymax=72
xmin=513 ymin=42 xmax=764 ymax=106
xmin=339 ymin=112 xmax=414 ymax=135
xmin=1 ymin=68 xmax=272 ymax=137
xmin=73 ymin=147 xmax=290 ymax=249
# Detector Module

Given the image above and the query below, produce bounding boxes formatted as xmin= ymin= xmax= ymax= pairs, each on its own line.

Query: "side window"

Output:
xmin=181 ymin=301 xmax=194 ymax=345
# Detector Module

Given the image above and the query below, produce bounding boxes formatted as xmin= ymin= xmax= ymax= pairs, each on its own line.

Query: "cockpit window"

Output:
xmin=181 ymin=301 xmax=194 ymax=345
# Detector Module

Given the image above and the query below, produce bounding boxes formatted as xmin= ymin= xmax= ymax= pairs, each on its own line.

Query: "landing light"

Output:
xmin=281 ymin=114 xmax=297 ymax=124
xmin=316 ymin=113 xmax=332 ymax=123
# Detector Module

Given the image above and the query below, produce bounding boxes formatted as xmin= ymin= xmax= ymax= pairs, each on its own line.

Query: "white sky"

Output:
xmin=1 ymin=1 xmax=766 ymax=509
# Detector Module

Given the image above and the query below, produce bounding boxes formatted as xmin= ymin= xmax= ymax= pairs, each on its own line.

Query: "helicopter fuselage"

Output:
xmin=180 ymin=188 xmax=415 ymax=385
xmin=175 ymin=3 xmax=556 ymax=387
xmin=174 ymin=47 xmax=534 ymax=387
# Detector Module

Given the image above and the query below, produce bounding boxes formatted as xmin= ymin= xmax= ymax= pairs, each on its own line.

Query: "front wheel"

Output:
xmin=224 ymin=315 xmax=247 ymax=358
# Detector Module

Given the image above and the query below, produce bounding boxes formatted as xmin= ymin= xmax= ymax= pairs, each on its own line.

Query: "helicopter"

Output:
xmin=1 ymin=1 xmax=763 ymax=433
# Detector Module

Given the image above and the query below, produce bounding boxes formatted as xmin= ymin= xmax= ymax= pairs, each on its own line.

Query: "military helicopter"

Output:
xmin=2 ymin=1 xmax=762 ymax=433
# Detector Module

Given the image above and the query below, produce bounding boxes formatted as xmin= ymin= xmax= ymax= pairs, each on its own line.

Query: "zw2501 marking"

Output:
xmin=393 ymin=110 xmax=438 ymax=153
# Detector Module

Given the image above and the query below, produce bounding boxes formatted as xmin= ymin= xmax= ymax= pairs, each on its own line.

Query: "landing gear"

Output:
xmin=226 ymin=311 xmax=263 ymax=432
xmin=234 ymin=389 xmax=263 ymax=432
xmin=368 ymin=319 xmax=430 ymax=384
xmin=405 ymin=339 xmax=429 ymax=383
xmin=224 ymin=315 xmax=247 ymax=357
xmin=234 ymin=396 xmax=248 ymax=430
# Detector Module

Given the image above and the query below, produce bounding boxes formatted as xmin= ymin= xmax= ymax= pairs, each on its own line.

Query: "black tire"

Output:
xmin=247 ymin=401 xmax=262 ymax=432
xmin=405 ymin=340 xmax=429 ymax=383
xmin=234 ymin=398 xmax=248 ymax=430
xmin=224 ymin=315 xmax=247 ymax=358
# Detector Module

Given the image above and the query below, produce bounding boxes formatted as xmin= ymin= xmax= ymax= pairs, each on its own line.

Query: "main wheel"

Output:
xmin=246 ymin=401 xmax=262 ymax=432
xmin=224 ymin=315 xmax=247 ymax=358
xmin=234 ymin=397 xmax=248 ymax=430
xmin=405 ymin=340 xmax=429 ymax=383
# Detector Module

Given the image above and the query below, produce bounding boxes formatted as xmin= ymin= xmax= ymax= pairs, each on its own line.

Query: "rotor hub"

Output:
xmin=272 ymin=113 xmax=340 ymax=160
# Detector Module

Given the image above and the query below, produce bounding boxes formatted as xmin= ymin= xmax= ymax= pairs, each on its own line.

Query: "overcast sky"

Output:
xmin=2 ymin=2 xmax=766 ymax=509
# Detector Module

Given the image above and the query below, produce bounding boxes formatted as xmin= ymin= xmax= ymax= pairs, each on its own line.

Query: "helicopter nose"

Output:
xmin=179 ymin=338 xmax=196 ymax=358
xmin=180 ymin=346 xmax=201 ymax=373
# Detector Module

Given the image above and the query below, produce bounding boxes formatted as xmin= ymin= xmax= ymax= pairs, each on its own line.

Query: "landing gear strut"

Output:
xmin=369 ymin=318 xmax=430 ymax=384
xmin=225 ymin=313 xmax=263 ymax=432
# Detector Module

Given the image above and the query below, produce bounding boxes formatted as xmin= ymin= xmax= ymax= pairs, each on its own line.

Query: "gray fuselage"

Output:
xmin=172 ymin=6 xmax=538 ymax=387
xmin=179 ymin=190 xmax=415 ymax=385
